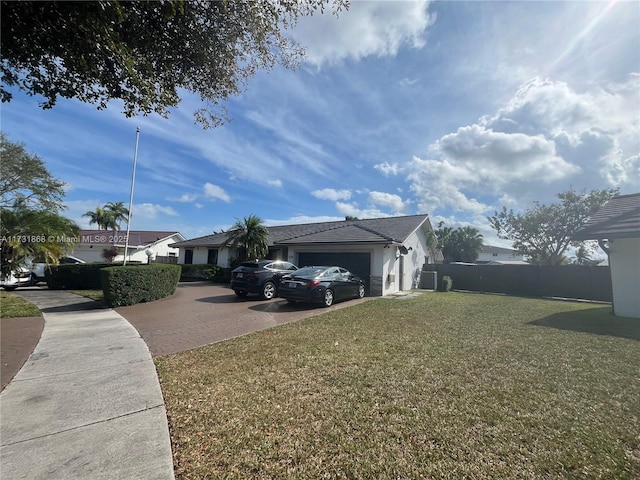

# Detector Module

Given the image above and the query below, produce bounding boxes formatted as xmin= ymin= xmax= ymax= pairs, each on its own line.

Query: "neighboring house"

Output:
xmin=573 ymin=193 xmax=640 ymax=319
xmin=171 ymin=214 xmax=442 ymax=296
xmin=477 ymin=245 xmax=527 ymax=264
xmin=72 ymin=230 xmax=186 ymax=263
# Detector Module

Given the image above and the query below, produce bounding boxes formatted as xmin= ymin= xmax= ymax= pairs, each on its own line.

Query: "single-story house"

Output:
xmin=573 ymin=193 xmax=640 ymax=318
xmin=171 ymin=214 xmax=442 ymax=296
xmin=72 ymin=230 xmax=186 ymax=263
xmin=477 ymin=245 xmax=527 ymax=264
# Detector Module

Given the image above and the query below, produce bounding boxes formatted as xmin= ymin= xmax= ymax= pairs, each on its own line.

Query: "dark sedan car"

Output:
xmin=230 ymin=260 xmax=298 ymax=300
xmin=278 ymin=266 xmax=366 ymax=307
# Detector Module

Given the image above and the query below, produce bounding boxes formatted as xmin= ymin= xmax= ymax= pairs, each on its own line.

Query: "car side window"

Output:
xmin=324 ymin=267 xmax=339 ymax=277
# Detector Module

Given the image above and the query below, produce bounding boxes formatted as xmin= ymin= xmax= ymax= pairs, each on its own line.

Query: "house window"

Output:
xmin=493 ymin=253 xmax=498 ymax=257
xmin=184 ymin=249 xmax=193 ymax=264
xmin=168 ymin=252 xmax=176 ymax=257
xmin=207 ymin=249 xmax=218 ymax=264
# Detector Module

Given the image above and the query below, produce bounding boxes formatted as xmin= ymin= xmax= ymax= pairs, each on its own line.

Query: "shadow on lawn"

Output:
xmin=530 ymin=306 xmax=640 ymax=341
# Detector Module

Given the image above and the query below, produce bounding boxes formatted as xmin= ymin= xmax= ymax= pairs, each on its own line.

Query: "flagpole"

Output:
xmin=123 ymin=127 xmax=140 ymax=266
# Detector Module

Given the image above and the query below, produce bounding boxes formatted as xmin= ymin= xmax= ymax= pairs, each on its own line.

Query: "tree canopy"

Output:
xmin=227 ymin=215 xmax=269 ymax=260
xmin=83 ymin=202 xmax=130 ymax=231
xmin=435 ymin=223 xmax=484 ymax=263
xmin=1 ymin=0 xmax=347 ymax=128
xmin=0 ymin=133 xmax=66 ymax=211
xmin=0 ymin=134 xmax=79 ymax=274
xmin=487 ymin=188 xmax=619 ymax=265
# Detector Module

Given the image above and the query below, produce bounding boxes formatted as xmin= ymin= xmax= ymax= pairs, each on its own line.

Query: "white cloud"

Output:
xmin=168 ymin=193 xmax=198 ymax=203
xmin=133 ymin=203 xmax=179 ymax=220
xmin=267 ymin=179 xmax=283 ymax=188
xmin=406 ymin=75 xmax=639 ymax=215
xmin=293 ymin=0 xmax=434 ymax=66
xmin=374 ymin=162 xmax=401 ymax=176
xmin=311 ymin=188 xmax=352 ymax=201
xmin=368 ymin=191 xmax=408 ymax=214
xmin=265 ymin=214 xmax=344 ymax=226
xmin=335 ymin=201 xmax=389 ymax=219
xmin=203 ymin=183 xmax=231 ymax=203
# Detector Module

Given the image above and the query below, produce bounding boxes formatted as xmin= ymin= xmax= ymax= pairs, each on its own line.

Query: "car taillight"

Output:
xmin=307 ymin=280 xmax=320 ymax=288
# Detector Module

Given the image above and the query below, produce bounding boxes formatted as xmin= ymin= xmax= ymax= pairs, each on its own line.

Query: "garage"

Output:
xmin=297 ymin=252 xmax=371 ymax=295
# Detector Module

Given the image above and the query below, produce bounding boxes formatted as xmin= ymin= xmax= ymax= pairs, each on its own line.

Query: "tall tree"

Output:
xmin=0 ymin=133 xmax=66 ymax=210
xmin=83 ymin=202 xmax=129 ymax=231
xmin=104 ymin=202 xmax=129 ymax=231
xmin=1 ymin=0 xmax=347 ymax=128
xmin=435 ymin=223 xmax=484 ymax=263
xmin=83 ymin=207 xmax=109 ymax=230
xmin=0 ymin=135 xmax=80 ymax=274
xmin=488 ymin=188 xmax=619 ymax=265
xmin=227 ymin=215 xmax=269 ymax=260
xmin=1 ymin=205 xmax=80 ymax=276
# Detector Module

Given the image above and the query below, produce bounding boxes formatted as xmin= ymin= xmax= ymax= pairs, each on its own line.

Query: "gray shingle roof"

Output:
xmin=573 ymin=193 xmax=640 ymax=240
xmin=171 ymin=214 xmax=431 ymax=248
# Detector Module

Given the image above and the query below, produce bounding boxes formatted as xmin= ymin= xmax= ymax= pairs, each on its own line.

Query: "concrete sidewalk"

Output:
xmin=0 ymin=289 xmax=175 ymax=480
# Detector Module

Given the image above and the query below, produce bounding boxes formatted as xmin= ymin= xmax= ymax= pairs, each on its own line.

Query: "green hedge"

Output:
xmin=180 ymin=264 xmax=231 ymax=283
xmin=46 ymin=263 xmax=113 ymax=290
xmin=45 ymin=262 xmax=142 ymax=290
xmin=101 ymin=264 xmax=181 ymax=307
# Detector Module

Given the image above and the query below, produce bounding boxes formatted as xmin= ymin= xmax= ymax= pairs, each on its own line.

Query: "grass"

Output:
xmin=0 ymin=291 xmax=41 ymax=318
xmin=155 ymin=292 xmax=640 ymax=479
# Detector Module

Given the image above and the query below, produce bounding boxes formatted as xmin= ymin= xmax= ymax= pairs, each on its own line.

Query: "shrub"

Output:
xmin=101 ymin=264 xmax=181 ymax=307
xmin=46 ymin=263 xmax=112 ymax=289
xmin=45 ymin=261 xmax=143 ymax=289
xmin=180 ymin=264 xmax=215 ymax=281
xmin=439 ymin=275 xmax=453 ymax=292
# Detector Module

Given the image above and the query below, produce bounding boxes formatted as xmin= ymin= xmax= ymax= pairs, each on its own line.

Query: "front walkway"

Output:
xmin=0 ymin=289 xmax=174 ymax=480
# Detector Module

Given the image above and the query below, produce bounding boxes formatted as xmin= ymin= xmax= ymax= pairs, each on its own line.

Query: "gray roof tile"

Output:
xmin=172 ymin=214 xmax=431 ymax=248
xmin=573 ymin=193 xmax=640 ymax=240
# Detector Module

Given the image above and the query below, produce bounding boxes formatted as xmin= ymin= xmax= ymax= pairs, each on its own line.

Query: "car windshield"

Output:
xmin=292 ymin=266 xmax=327 ymax=277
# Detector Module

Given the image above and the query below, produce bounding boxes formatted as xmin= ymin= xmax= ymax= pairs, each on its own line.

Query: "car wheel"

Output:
xmin=323 ymin=289 xmax=334 ymax=307
xmin=234 ymin=290 xmax=248 ymax=297
xmin=261 ymin=281 xmax=276 ymax=300
xmin=3 ymin=286 xmax=17 ymax=291
xmin=357 ymin=284 xmax=365 ymax=299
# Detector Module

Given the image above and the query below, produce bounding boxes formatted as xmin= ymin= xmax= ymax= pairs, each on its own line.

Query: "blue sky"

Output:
xmin=2 ymin=1 xmax=639 ymax=247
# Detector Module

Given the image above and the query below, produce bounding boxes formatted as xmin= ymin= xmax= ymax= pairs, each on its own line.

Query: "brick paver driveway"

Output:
xmin=117 ymin=282 xmax=370 ymax=357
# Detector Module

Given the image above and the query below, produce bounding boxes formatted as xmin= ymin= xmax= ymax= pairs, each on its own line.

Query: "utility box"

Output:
xmin=387 ymin=273 xmax=396 ymax=283
xmin=420 ymin=271 xmax=437 ymax=290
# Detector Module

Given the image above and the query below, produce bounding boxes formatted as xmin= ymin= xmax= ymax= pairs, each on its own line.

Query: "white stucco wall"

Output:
xmin=383 ymin=228 xmax=431 ymax=294
xmin=608 ymin=237 xmax=640 ymax=318
xmin=73 ymin=235 xmax=183 ymax=263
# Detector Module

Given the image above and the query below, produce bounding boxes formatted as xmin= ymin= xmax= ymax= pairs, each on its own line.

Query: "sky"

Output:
xmin=2 ymin=0 xmax=639 ymax=250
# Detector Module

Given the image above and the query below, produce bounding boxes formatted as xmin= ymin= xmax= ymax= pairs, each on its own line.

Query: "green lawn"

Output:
xmin=155 ymin=292 xmax=640 ymax=480
xmin=0 ymin=291 xmax=41 ymax=318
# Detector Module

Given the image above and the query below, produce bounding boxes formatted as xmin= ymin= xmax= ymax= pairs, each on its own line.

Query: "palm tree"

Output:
xmin=436 ymin=222 xmax=483 ymax=263
xmin=83 ymin=206 xmax=109 ymax=230
xmin=83 ymin=202 xmax=130 ymax=231
xmin=1 ymin=205 xmax=80 ymax=276
xmin=226 ymin=214 xmax=269 ymax=260
xmin=103 ymin=201 xmax=129 ymax=231
xmin=457 ymin=226 xmax=483 ymax=263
